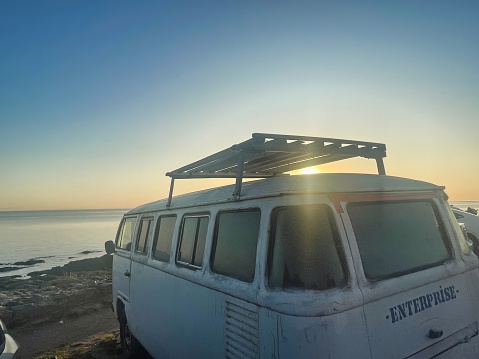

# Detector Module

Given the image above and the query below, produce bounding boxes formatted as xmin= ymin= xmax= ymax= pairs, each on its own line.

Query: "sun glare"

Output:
xmin=298 ymin=167 xmax=320 ymax=175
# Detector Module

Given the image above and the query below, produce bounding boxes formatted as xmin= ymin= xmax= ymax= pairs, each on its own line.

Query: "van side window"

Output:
xmin=152 ymin=215 xmax=177 ymax=262
xmin=268 ymin=205 xmax=346 ymax=290
xmin=177 ymin=215 xmax=209 ymax=268
xmin=211 ymin=209 xmax=261 ymax=283
xmin=116 ymin=217 xmax=136 ymax=251
xmin=347 ymin=200 xmax=451 ymax=279
xmin=136 ymin=217 xmax=153 ymax=254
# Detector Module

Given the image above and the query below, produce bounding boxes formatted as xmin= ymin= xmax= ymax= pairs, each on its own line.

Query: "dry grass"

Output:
xmin=35 ymin=330 xmax=121 ymax=359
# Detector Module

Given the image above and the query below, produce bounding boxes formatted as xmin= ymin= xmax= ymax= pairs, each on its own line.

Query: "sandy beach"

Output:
xmin=0 ymin=254 xmax=120 ymax=358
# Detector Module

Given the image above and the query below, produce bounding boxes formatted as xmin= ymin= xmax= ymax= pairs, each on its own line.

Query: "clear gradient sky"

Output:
xmin=1 ymin=1 xmax=478 ymax=210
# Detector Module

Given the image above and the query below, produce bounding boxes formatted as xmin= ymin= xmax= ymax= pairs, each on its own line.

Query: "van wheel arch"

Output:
xmin=116 ymin=298 xmax=126 ymax=318
xmin=117 ymin=300 xmax=144 ymax=359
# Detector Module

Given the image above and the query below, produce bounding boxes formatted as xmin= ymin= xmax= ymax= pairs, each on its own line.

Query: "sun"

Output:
xmin=300 ymin=167 xmax=319 ymax=175
xmin=291 ymin=167 xmax=321 ymax=175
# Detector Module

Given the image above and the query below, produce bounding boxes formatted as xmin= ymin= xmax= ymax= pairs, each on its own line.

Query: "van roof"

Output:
xmin=128 ymin=173 xmax=444 ymax=214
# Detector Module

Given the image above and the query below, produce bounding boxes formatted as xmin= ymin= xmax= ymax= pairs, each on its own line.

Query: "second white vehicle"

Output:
xmin=0 ymin=320 xmax=19 ymax=359
xmin=451 ymin=206 xmax=479 ymax=254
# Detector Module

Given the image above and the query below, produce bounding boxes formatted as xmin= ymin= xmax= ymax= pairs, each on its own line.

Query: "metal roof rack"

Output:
xmin=165 ymin=133 xmax=387 ymax=207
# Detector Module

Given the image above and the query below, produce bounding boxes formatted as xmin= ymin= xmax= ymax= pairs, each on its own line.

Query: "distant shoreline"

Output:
xmin=0 ymin=208 xmax=127 ymax=279
xmin=0 ymin=250 xmax=106 ymax=278
xmin=0 ymin=252 xmax=112 ymax=279
xmin=0 ymin=208 xmax=131 ymax=213
xmin=28 ymin=253 xmax=113 ymax=277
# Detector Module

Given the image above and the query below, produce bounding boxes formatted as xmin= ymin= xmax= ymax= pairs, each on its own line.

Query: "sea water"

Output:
xmin=0 ymin=209 xmax=128 ymax=278
xmin=450 ymin=201 xmax=479 ymax=212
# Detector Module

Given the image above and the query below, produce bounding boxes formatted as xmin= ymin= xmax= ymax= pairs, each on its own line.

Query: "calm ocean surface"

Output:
xmin=0 ymin=209 xmax=128 ymax=278
xmin=1 ymin=202 xmax=478 ymax=278
xmin=450 ymin=201 xmax=479 ymax=211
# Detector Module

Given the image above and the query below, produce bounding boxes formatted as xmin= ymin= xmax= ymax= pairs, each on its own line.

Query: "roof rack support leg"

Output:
xmin=376 ymin=158 xmax=386 ymax=175
xmin=166 ymin=177 xmax=175 ymax=208
xmin=233 ymin=151 xmax=245 ymax=201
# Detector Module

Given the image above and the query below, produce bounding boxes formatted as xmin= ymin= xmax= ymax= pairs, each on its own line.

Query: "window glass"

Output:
xmin=178 ymin=217 xmax=197 ymax=263
xmin=268 ymin=205 xmax=346 ymax=290
xmin=153 ymin=215 xmax=177 ymax=262
xmin=116 ymin=217 xmax=136 ymax=251
xmin=136 ymin=218 xmax=153 ymax=253
xmin=211 ymin=210 xmax=260 ymax=282
xmin=348 ymin=200 xmax=451 ymax=279
xmin=177 ymin=215 xmax=209 ymax=268
xmin=193 ymin=217 xmax=209 ymax=267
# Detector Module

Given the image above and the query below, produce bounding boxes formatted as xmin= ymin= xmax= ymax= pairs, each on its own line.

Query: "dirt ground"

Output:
xmin=10 ymin=307 xmax=120 ymax=359
xmin=0 ymin=256 xmax=119 ymax=358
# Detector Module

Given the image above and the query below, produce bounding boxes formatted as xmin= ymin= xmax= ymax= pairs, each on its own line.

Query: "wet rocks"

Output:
xmin=0 ymin=255 xmax=113 ymax=330
xmin=12 ymin=259 xmax=46 ymax=266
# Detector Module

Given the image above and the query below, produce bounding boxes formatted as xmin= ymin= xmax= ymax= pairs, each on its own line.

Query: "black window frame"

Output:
xmin=267 ymin=204 xmax=348 ymax=291
xmin=152 ymin=214 xmax=177 ymax=262
xmin=135 ymin=216 xmax=154 ymax=254
xmin=176 ymin=213 xmax=209 ymax=270
xmin=210 ymin=208 xmax=261 ymax=283
xmin=115 ymin=216 xmax=137 ymax=251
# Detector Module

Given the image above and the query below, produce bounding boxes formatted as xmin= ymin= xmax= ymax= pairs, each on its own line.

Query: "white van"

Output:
xmin=451 ymin=206 xmax=479 ymax=255
xmin=106 ymin=133 xmax=479 ymax=359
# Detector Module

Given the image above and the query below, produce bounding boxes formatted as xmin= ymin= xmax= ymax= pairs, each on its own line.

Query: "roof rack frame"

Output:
xmin=165 ymin=133 xmax=386 ymax=208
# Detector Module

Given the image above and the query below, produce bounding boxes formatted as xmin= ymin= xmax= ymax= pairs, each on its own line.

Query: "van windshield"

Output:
xmin=347 ymin=200 xmax=451 ymax=280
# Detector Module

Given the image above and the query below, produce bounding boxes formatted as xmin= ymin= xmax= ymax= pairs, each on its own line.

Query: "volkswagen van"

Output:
xmin=106 ymin=133 xmax=479 ymax=358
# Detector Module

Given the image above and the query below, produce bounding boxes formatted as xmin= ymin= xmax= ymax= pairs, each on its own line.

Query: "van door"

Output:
xmin=343 ymin=198 xmax=479 ymax=359
xmin=112 ymin=216 xmax=137 ymax=304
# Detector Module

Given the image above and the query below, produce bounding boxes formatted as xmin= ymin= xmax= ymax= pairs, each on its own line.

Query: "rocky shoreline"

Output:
xmin=0 ymin=254 xmax=114 ymax=330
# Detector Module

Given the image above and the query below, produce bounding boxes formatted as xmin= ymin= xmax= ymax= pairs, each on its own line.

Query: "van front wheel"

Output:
xmin=119 ymin=312 xmax=142 ymax=359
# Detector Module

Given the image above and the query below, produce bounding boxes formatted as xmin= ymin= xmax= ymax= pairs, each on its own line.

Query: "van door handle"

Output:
xmin=428 ymin=329 xmax=443 ymax=339
xmin=124 ymin=270 xmax=131 ymax=277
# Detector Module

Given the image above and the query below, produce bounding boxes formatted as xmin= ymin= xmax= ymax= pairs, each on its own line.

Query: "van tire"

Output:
xmin=119 ymin=310 xmax=142 ymax=359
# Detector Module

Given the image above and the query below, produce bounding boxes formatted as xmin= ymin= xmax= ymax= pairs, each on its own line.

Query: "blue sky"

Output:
xmin=1 ymin=1 xmax=478 ymax=210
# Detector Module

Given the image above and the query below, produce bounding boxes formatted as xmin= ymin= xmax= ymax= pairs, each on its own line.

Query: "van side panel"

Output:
xmin=362 ymin=270 xmax=479 ymax=359
xmin=129 ymin=263 xmax=226 ymax=358
xmin=129 ymin=260 xmax=372 ymax=359
xmin=259 ymin=307 xmax=371 ymax=358
xmin=112 ymin=253 xmax=132 ymax=305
